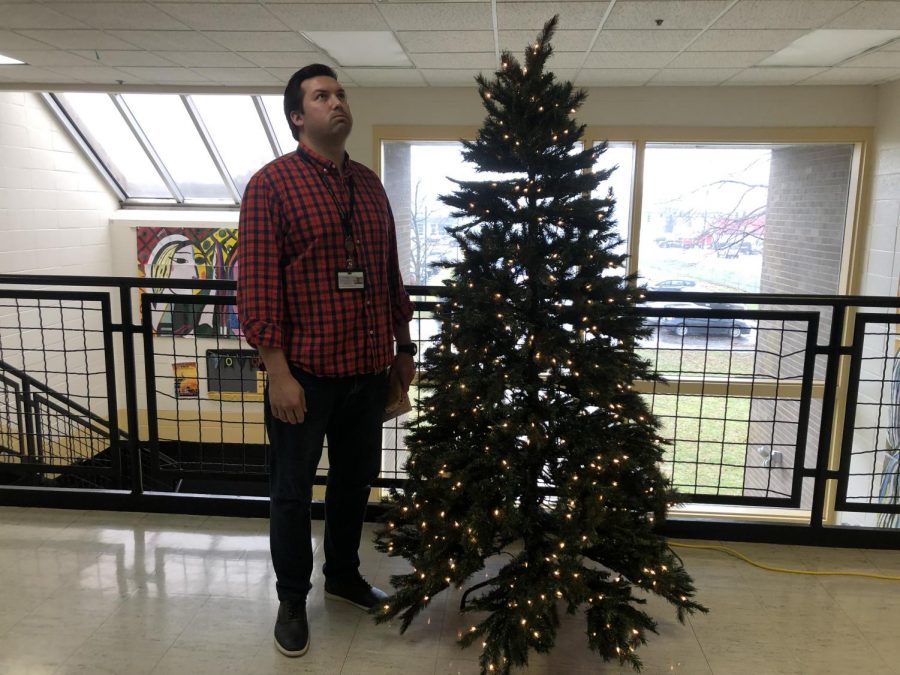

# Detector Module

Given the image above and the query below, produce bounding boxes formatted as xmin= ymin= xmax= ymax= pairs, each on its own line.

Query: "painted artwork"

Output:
xmin=137 ymin=227 xmax=240 ymax=337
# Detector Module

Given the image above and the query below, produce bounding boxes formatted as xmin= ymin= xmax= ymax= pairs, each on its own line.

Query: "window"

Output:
xmin=637 ymin=143 xmax=853 ymax=295
xmin=56 ymin=93 xmax=170 ymax=199
xmin=191 ymin=95 xmax=277 ymax=195
xmin=46 ymin=92 xmax=291 ymax=206
xmin=382 ymin=138 xmax=584 ymax=286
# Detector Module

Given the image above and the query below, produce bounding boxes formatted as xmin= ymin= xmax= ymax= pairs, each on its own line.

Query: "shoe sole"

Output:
xmin=324 ymin=590 xmax=374 ymax=611
xmin=274 ymin=637 xmax=309 ymax=658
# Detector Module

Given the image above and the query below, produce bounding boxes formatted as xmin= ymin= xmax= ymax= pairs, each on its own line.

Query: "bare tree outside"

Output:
xmin=409 ymin=178 xmax=433 ymax=285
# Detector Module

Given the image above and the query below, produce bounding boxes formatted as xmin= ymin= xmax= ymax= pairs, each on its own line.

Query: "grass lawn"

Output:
xmin=647 ymin=393 xmax=750 ymax=496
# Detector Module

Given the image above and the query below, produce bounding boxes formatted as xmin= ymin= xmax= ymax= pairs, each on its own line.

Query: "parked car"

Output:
xmin=660 ymin=309 xmax=753 ymax=339
xmin=714 ymin=240 xmax=754 ymax=258
xmin=647 ymin=279 xmax=697 ymax=292
xmin=657 ymin=237 xmax=688 ymax=248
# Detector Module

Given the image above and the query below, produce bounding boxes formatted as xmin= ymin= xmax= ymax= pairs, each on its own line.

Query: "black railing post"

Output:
xmin=809 ymin=301 xmax=848 ymax=529
xmin=21 ymin=380 xmax=36 ymax=461
xmin=119 ymin=286 xmax=143 ymax=495
xmin=101 ymin=295 xmax=123 ymax=489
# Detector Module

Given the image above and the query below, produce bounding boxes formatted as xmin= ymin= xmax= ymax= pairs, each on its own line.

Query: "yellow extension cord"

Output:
xmin=669 ymin=541 xmax=900 ymax=581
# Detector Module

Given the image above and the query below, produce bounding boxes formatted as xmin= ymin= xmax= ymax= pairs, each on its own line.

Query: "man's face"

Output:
xmin=292 ymin=75 xmax=352 ymax=145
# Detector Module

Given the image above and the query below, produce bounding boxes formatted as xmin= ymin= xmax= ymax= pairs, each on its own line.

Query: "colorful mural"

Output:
xmin=137 ymin=227 xmax=240 ymax=337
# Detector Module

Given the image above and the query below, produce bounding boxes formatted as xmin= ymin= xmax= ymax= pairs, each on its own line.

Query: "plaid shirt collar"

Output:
xmin=296 ymin=141 xmax=356 ymax=178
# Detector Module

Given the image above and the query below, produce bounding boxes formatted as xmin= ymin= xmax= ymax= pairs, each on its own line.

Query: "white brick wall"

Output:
xmin=0 ymin=91 xmax=117 ymax=275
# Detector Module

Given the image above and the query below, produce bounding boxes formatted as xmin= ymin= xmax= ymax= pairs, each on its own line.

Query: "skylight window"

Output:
xmin=45 ymin=92 xmax=294 ymax=207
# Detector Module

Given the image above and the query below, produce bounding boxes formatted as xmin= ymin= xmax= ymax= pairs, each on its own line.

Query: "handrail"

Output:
xmin=1 ymin=275 xmax=899 ymax=548
xmin=0 ymin=358 xmax=126 ymax=440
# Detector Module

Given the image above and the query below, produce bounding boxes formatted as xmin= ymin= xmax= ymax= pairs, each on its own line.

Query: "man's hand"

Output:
xmin=267 ymin=371 xmax=307 ymax=424
xmin=391 ymin=352 xmax=416 ymax=393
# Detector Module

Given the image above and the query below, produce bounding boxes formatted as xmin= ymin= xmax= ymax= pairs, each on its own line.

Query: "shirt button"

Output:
xmin=369 ymin=330 xmax=374 ymax=335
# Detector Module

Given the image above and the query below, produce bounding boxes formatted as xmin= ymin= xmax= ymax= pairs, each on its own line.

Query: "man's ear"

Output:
xmin=290 ymin=109 xmax=304 ymax=132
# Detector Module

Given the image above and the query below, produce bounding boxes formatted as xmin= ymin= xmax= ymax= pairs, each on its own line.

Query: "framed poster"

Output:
xmin=172 ymin=361 xmax=200 ymax=398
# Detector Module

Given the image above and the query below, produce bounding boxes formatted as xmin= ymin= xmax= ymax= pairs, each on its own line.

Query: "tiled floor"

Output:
xmin=0 ymin=506 xmax=898 ymax=675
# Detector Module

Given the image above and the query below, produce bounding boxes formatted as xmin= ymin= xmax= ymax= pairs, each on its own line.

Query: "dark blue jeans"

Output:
xmin=266 ymin=367 xmax=388 ymax=603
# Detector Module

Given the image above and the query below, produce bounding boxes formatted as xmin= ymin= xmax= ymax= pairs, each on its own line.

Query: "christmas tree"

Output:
xmin=375 ymin=16 xmax=706 ymax=674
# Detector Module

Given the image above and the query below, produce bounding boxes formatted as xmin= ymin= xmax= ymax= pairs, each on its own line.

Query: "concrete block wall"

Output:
xmin=867 ymin=80 xmax=900 ymax=299
xmin=844 ymin=80 xmax=900 ymax=526
xmin=0 ymin=92 xmax=117 ymax=276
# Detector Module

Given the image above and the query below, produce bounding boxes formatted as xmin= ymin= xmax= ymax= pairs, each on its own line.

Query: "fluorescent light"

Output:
xmin=302 ymin=31 xmax=412 ymax=68
xmin=758 ymin=30 xmax=900 ymax=67
xmin=0 ymin=53 xmax=26 ymax=65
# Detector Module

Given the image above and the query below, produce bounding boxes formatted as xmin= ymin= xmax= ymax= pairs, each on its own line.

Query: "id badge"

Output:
xmin=336 ymin=268 xmax=365 ymax=290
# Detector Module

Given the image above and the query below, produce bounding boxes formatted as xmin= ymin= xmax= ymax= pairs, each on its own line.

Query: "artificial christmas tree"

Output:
xmin=374 ymin=16 xmax=706 ymax=674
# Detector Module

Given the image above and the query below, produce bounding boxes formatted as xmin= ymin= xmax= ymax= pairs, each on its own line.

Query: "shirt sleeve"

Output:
xmin=385 ymin=199 xmax=414 ymax=328
xmin=236 ymin=170 xmax=285 ymax=350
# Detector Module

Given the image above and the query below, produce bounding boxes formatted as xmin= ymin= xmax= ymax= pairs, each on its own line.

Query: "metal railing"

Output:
xmin=1 ymin=274 xmax=898 ymax=548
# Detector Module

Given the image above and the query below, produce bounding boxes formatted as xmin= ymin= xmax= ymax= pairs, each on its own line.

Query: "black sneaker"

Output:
xmin=274 ymin=600 xmax=309 ymax=657
xmin=324 ymin=575 xmax=388 ymax=611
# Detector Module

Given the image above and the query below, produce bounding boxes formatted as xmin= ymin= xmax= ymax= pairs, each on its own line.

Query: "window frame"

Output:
xmin=375 ymin=124 xmax=874 ymax=521
xmin=42 ymin=92 xmax=285 ymax=209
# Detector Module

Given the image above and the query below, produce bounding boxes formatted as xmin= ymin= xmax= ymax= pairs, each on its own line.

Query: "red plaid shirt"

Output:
xmin=237 ymin=143 xmax=413 ymax=377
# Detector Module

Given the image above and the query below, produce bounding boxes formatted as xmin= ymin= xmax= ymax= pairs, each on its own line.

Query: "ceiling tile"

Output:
xmin=574 ymin=68 xmax=658 ymax=86
xmin=688 ymin=29 xmax=808 ymax=51
xmin=715 ymin=0 xmax=858 ymax=29
xmin=43 ymin=65 xmax=135 ymax=83
xmin=668 ymin=51 xmax=771 ymax=68
xmin=606 ymin=1 xmax=732 ymax=30
xmin=594 ymin=29 xmax=700 ymax=51
xmin=192 ymin=67 xmax=281 ymax=83
xmin=411 ymin=53 xmax=497 ymax=69
xmin=844 ymin=50 xmax=900 ymax=68
xmin=0 ymin=3 xmax=89 ymax=29
xmin=0 ymin=65 xmax=69 ymax=83
xmin=420 ymin=69 xmax=489 ymax=86
xmin=44 ymin=2 xmax=188 ymax=30
xmin=726 ymin=67 xmax=827 ymax=85
xmin=546 ymin=52 xmax=590 ymax=69
xmin=70 ymin=50 xmax=176 ymax=67
xmin=648 ymin=67 xmax=742 ymax=84
xmin=162 ymin=51 xmax=256 ymax=68
xmin=116 ymin=65 xmax=212 ymax=83
xmin=0 ymin=31 xmax=57 ymax=51
xmin=583 ymin=51 xmax=679 ymax=69
xmin=2 ymin=50 xmax=98 ymax=67
xmin=496 ymin=2 xmax=611 ymax=30
xmin=268 ymin=3 xmax=388 ymax=31
xmin=499 ymin=29 xmax=597 ymax=52
xmin=801 ymin=66 xmax=900 ymax=83
xmin=238 ymin=52 xmax=317 ymax=68
xmin=16 ymin=30 xmax=139 ymax=50
xmin=826 ymin=1 xmax=900 ymax=29
xmin=156 ymin=3 xmax=288 ymax=31
xmin=109 ymin=30 xmax=222 ymax=51
xmin=341 ymin=68 xmax=427 ymax=86
xmin=398 ymin=30 xmax=495 ymax=53
xmin=203 ymin=31 xmax=314 ymax=52
xmin=378 ymin=3 xmax=493 ymax=31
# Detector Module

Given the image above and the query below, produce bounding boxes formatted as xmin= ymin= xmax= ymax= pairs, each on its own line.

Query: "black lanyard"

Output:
xmin=298 ymin=149 xmax=357 ymax=268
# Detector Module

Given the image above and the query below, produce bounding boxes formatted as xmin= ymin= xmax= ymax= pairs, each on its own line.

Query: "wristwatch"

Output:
xmin=396 ymin=342 xmax=417 ymax=356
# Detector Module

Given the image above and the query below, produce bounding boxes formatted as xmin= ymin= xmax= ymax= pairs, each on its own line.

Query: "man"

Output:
xmin=237 ymin=64 xmax=416 ymax=658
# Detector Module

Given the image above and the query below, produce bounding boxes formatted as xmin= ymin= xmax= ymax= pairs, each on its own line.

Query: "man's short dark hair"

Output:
xmin=284 ymin=64 xmax=339 ymax=141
